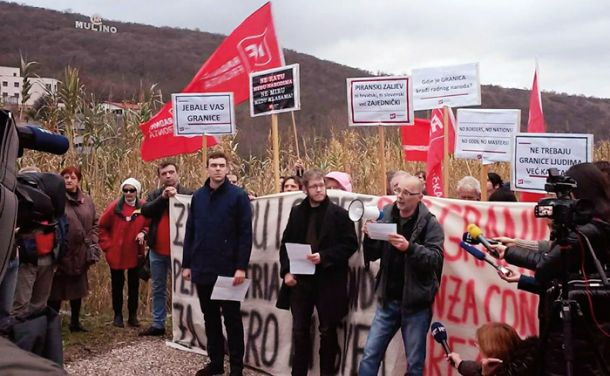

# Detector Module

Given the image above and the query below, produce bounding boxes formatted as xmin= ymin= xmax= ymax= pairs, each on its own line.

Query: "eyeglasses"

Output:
xmin=393 ymin=187 xmax=421 ymax=196
xmin=122 ymin=188 xmax=137 ymax=193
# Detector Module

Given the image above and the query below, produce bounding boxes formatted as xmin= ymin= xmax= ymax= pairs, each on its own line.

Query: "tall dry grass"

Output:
xmin=16 ymin=68 xmax=610 ymax=318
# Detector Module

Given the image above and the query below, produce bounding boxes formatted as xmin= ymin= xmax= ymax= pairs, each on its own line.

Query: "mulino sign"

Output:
xmin=74 ymin=14 xmax=118 ymax=33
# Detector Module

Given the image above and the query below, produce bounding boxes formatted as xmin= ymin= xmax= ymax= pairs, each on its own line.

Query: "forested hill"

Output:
xmin=1 ymin=1 xmax=609 ymax=154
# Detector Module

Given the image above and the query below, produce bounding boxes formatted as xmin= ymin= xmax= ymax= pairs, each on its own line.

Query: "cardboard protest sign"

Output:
xmin=250 ymin=64 xmax=300 ymax=117
xmin=347 ymin=76 xmax=414 ymax=126
xmin=455 ymin=109 xmax=520 ymax=164
xmin=412 ymin=63 xmax=481 ymax=111
xmin=172 ymin=93 xmax=235 ymax=135
xmin=169 ymin=191 xmax=543 ymax=375
xmin=511 ymin=133 xmax=593 ymax=192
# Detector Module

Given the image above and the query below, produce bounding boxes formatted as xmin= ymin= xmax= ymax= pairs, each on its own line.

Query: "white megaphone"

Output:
xmin=348 ymin=199 xmax=384 ymax=222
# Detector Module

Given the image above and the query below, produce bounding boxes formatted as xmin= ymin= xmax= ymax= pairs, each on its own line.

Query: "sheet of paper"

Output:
xmin=210 ymin=276 xmax=251 ymax=302
xmin=367 ymin=223 xmax=397 ymax=241
xmin=286 ymin=242 xmax=315 ymax=275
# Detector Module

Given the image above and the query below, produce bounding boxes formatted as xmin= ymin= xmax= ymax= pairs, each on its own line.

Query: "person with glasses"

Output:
xmin=360 ymin=175 xmax=444 ymax=376
xmin=98 ymin=178 xmax=149 ymax=328
xmin=276 ymin=168 xmax=358 ymax=376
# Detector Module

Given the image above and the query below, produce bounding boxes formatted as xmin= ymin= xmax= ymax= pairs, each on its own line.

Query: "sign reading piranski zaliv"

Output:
xmin=347 ymin=76 xmax=414 ymax=126
xmin=168 ymin=190 xmax=544 ymax=375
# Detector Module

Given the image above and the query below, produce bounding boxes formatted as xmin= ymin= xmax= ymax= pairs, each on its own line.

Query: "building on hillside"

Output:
xmin=100 ymin=101 xmax=141 ymax=115
xmin=0 ymin=65 xmax=59 ymax=106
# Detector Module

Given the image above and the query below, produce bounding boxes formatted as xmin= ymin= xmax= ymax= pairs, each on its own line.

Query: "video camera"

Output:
xmin=534 ymin=168 xmax=593 ymax=239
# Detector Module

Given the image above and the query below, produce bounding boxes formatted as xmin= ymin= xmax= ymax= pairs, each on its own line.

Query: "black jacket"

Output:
xmin=458 ymin=337 xmax=539 ymax=376
xmin=141 ymin=184 xmax=192 ymax=248
xmin=276 ymin=197 xmax=358 ymax=322
xmin=363 ymin=202 xmax=444 ymax=314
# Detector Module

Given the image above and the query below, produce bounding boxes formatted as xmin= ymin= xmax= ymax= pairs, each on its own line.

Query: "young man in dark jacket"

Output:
xmin=182 ymin=151 xmax=252 ymax=376
xmin=359 ymin=175 xmax=444 ymax=376
xmin=276 ymin=168 xmax=358 ymax=376
xmin=139 ymin=161 xmax=192 ymax=336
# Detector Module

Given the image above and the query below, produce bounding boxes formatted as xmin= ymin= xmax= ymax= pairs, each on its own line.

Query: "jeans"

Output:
xmin=110 ymin=267 xmax=139 ymax=317
xmin=359 ymin=301 xmax=432 ymax=376
xmin=0 ymin=258 xmax=19 ymax=318
xmin=196 ymin=283 xmax=244 ymax=375
xmin=149 ymin=249 xmax=171 ymax=329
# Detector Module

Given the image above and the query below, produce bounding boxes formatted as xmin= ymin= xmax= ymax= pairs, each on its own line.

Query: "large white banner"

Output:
xmin=347 ymin=76 xmax=414 ymax=126
xmin=412 ymin=63 xmax=481 ymax=111
xmin=511 ymin=133 xmax=594 ymax=193
xmin=455 ymin=109 xmax=520 ymax=164
xmin=169 ymin=191 xmax=545 ymax=375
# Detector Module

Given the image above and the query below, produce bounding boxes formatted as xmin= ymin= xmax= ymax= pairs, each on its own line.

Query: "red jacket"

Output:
xmin=99 ymin=198 xmax=149 ymax=270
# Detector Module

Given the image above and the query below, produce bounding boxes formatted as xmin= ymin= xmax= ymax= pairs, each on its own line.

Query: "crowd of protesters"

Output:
xmin=1 ymin=156 xmax=610 ymax=376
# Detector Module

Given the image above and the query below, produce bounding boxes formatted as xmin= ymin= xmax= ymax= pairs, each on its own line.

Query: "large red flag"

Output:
xmin=401 ymin=118 xmax=431 ymax=162
xmin=426 ymin=108 xmax=456 ymax=197
xmin=522 ymin=65 xmax=546 ymax=202
xmin=140 ymin=2 xmax=284 ymax=161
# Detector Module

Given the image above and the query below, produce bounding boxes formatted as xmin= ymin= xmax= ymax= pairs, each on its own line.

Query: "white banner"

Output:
xmin=412 ymin=63 xmax=481 ymax=111
xmin=455 ymin=109 xmax=520 ymax=164
xmin=347 ymin=76 xmax=414 ymax=126
xmin=172 ymin=92 xmax=235 ymax=135
xmin=511 ymin=133 xmax=594 ymax=193
xmin=169 ymin=191 xmax=545 ymax=375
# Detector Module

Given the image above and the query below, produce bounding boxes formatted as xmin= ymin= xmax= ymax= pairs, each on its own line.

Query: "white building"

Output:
xmin=0 ymin=66 xmax=59 ymax=106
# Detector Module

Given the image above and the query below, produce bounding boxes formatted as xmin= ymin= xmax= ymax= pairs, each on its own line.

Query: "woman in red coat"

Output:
xmin=99 ymin=178 xmax=149 ymax=328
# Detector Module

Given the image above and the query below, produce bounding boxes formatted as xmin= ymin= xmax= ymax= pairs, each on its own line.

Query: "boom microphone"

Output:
xmin=460 ymin=240 xmax=511 ymax=277
xmin=466 ymin=224 xmax=499 ymax=257
xmin=430 ymin=322 xmax=451 ymax=356
xmin=16 ymin=126 xmax=69 ymax=155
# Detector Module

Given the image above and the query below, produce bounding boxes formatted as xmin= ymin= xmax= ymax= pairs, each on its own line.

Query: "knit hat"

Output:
xmin=120 ymin=177 xmax=142 ymax=196
xmin=325 ymin=171 xmax=352 ymax=192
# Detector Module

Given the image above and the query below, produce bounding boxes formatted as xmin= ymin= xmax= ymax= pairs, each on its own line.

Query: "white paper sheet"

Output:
xmin=210 ymin=276 xmax=251 ymax=302
xmin=367 ymin=223 xmax=397 ymax=241
xmin=286 ymin=242 xmax=315 ymax=275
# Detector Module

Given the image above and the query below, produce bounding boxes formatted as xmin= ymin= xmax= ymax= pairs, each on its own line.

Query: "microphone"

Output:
xmin=431 ymin=322 xmax=451 ymax=356
xmin=466 ymin=224 xmax=499 ymax=257
xmin=16 ymin=125 xmax=70 ymax=155
xmin=460 ymin=241 xmax=511 ymax=277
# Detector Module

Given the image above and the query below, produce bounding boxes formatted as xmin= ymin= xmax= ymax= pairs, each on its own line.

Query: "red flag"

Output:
xmin=140 ymin=2 xmax=284 ymax=161
xmin=522 ymin=65 xmax=547 ymax=202
xmin=401 ymin=118 xmax=431 ymax=162
xmin=426 ymin=108 xmax=456 ymax=197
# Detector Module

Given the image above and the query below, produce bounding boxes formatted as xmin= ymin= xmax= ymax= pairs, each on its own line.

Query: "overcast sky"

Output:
xmin=16 ymin=0 xmax=610 ymax=98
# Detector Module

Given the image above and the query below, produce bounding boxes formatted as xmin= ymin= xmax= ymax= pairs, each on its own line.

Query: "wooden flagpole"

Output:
xmin=480 ymin=163 xmax=489 ymax=201
xmin=291 ymin=111 xmax=301 ymax=160
xmin=379 ymin=125 xmax=387 ymax=195
xmin=202 ymin=135 xmax=208 ymax=181
xmin=271 ymin=114 xmax=281 ymax=193
xmin=443 ymin=106 xmax=450 ymax=196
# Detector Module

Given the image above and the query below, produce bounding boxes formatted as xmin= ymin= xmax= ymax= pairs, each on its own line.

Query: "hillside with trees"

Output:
xmin=1 ymin=1 xmax=609 ymax=155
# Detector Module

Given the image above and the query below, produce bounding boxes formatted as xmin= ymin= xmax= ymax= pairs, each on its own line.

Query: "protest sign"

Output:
xmin=169 ymin=190 xmax=543 ymax=375
xmin=172 ymin=93 xmax=235 ymax=135
xmin=455 ymin=109 xmax=520 ymax=164
xmin=512 ymin=133 xmax=593 ymax=192
xmin=250 ymin=64 xmax=300 ymax=117
xmin=347 ymin=76 xmax=414 ymax=126
xmin=412 ymin=63 xmax=481 ymax=111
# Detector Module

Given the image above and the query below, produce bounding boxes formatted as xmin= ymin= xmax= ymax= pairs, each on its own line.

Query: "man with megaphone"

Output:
xmin=359 ymin=175 xmax=444 ymax=376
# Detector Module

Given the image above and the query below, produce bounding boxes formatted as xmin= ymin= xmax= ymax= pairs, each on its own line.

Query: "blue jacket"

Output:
xmin=182 ymin=178 xmax=253 ymax=285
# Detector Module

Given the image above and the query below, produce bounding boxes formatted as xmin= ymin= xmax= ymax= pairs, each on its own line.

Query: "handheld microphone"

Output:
xmin=16 ymin=125 xmax=70 ymax=155
xmin=460 ymin=241 xmax=511 ymax=277
xmin=466 ymin=224 xmax=499 ymax=257
xmin=431 ymin=322 xmax=452 ymax=358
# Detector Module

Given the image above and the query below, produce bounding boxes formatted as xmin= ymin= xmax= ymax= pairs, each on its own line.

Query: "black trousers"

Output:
xmin=196 ymin=283 xmax=244 ymax=374
xmin=290 ymin=282 xmax=340 ymax=376
xmin=110 ymin=268 xmax=139 ymax=317
xmin=47 ymin=298 xmax=81 ymax=325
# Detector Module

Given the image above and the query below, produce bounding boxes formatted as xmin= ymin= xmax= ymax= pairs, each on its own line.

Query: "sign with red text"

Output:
xmin=455 ymin=109 xmax=520 ymax=164
xmin=347 ymin=76 xmax=414 ymax=126
xmin=512 ymin=133 xmax=593 ymax=193
xmin=249 ymin=64 xmax=300 ymax=116
xmin=412 ymin=63 xmax=481 ymax=111
xmin=169 ymin=191 xmax=544 ymax=375
xmin=172 ymin=93 xmax=235 ymax=135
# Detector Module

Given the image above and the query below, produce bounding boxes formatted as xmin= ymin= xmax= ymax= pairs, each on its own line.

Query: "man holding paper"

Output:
xmin=359 ymin=175 xmax=444 ymax=376
xmin=276 ymin=168 xmax=358 ymax=376
xmin=182 ymin=151 xmax=253 ymax=376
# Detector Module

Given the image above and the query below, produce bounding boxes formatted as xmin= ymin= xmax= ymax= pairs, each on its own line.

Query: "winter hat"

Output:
xmin=325 ymin=171 xmax=353 ymax=192
xmin=120 ymin=177 xmax=142 ymax=196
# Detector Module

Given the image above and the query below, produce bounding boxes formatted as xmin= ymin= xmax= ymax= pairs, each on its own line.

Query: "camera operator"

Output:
xmin=489 ymin=163 xmax=610 ymax=375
